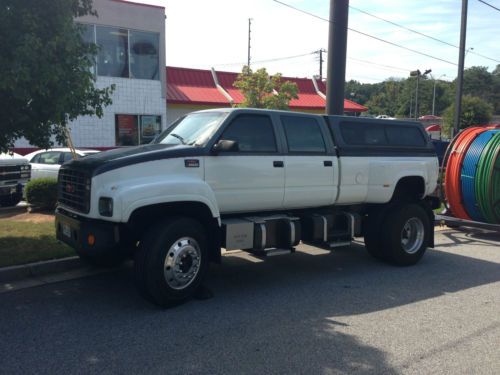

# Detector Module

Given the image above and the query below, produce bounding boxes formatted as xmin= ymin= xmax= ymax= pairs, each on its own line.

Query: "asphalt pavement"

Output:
xmin=0 ymin=228 xmax=499 ymax=374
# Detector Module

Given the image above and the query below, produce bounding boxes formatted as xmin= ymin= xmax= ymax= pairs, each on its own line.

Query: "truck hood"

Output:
xmin=64 ymin=143 xmax=206 ymax=176
xmin=0 ymin=152 xmax=28 ymax=165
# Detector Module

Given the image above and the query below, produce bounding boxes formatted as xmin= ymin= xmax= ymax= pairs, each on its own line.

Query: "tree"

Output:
xmin=234 ymin=66 xmax=298 ymax=110
xmin=0 ymin=0 xmax=114 ymax=152
xmin=442 ymin=95 xmax=493 ymax=136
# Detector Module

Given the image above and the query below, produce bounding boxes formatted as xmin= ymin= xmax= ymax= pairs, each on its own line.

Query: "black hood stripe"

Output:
xmin=63 ymin=144 xmax=208 ymax=177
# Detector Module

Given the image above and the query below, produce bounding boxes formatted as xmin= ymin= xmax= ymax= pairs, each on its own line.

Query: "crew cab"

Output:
xmin=55 ymin=108 xmax=439 ymax=307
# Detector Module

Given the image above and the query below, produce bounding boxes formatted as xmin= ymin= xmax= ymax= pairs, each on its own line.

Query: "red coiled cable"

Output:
xmin=444 ymin=127 xmax=487 ymax=219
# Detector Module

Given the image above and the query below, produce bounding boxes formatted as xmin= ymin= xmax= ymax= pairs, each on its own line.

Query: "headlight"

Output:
xmin=98 ymin=197 xmax=113 ymax=217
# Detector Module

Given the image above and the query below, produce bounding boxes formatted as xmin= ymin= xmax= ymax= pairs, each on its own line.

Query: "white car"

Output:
xmin=24 ymin=148 xmax=99 ymax=180
xmin=375 ymin=114 xmax=396 ymax=120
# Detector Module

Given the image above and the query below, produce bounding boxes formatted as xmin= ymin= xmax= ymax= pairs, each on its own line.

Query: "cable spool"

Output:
xmin=475 ymin=132 xmax=500 ymax=223
xmin=460 ymin=130 xmax=499 ymax=221
xmin=444 ymin=127 xmax=487 ymax=219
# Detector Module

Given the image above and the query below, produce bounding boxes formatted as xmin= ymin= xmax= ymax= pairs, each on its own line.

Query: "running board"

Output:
xmin=247 ymin=247 xmax=295 ymax=257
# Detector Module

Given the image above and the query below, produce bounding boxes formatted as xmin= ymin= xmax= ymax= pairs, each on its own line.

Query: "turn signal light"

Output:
xmin=87 ymin=234 xmax=95 ymax=246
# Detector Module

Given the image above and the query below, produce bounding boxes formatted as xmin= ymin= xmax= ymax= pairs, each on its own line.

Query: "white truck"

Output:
xmin=0 ymin=152 xmax=31 ymax=207
xmin=55 ymin=108 xmax=440 ymax=306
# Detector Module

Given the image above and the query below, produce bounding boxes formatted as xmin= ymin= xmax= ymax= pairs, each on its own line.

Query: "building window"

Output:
xmin=79 ymin=23 xmax=96 ymax=75
xmin=96 ymin=26 xmax=129 ymax=78
xmin=115 ymin=114 xmax=161 ymax=146
xmin=78 ymin=23 xmax=160 ymax=81
xmin=130 ymin=31 xmax=159 ymax=80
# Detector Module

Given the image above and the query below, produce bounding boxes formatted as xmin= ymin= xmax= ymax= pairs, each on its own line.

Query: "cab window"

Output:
xmin=220 ymin=115 xmax=277 ymax=153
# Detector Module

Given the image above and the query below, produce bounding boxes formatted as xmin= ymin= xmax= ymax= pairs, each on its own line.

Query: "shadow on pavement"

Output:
xmin=0 ymin=239 xmax=498 ymax=374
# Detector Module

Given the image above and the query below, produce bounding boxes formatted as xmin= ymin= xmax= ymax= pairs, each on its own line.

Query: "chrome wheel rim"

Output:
xmin=163 ymin=237 xmax=201 ymax=290
xmin=400 ymin=217 xmax=425 ymax=254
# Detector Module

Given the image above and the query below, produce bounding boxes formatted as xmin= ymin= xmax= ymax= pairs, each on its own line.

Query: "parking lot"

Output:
xmin=0 ymin=228 xmax=499 ymax=374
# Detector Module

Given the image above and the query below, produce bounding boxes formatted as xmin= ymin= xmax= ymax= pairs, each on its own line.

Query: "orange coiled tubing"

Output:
xmin=444 ymin=127 xmax=487 ymax=219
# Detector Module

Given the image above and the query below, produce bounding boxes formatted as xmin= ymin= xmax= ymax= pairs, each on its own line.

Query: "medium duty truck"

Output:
xmin=55 ymin=108 xmax=440 ymax=306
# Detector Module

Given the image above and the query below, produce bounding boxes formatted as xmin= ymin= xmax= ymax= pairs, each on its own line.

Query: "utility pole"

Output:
xmin=247 ymin=18 xmax=252 ymax=69
xmin=410 ymin=68 xmax=431 ymax=120
xmin=432 ymin=74 xmax=446 ymax=116
xmin=317 ymin=48 xmax=326 ymax=81
xmin=409 ymin=92 xmax=413 ymax=119
xmin=326 ymin=0 xmax=349 ymax=115
xmin=453 ymin=0 xmax=468 ymax=137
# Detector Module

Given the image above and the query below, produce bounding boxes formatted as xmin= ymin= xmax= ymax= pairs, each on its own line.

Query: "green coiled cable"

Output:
xmin=475 ymin=132 xmax=500 ymax=223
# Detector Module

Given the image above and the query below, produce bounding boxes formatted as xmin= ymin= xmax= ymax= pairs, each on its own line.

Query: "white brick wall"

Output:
xmin=15 ymin=76 xmax=167 ymax=148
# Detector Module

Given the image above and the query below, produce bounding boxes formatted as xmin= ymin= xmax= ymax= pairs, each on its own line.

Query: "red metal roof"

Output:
xmin=166 ymin=66 xmax=368 ymax=112
xmin=316 ymin=80 xmax=368 ymax=112
xmin=167 ymin=67 xmax=230 ymax=106
xmin=426 ymin=124 xmax=441 ymax=131
xmin=216 ymin=71 xmax=245 ymax=103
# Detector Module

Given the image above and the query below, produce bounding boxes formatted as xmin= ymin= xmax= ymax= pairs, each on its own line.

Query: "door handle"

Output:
xmin=273 ymin=161 xmax=284 ymax=168
xmin=324 ymin=160 xmax=333 ymax=167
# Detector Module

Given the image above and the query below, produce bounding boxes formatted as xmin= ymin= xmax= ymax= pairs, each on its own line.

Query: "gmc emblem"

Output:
xmin=65 ymin=183 xmax=75 ymax=193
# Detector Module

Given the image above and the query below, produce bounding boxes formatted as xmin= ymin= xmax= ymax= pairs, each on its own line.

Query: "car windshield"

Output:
xmin=155 ymin=112 xmax=227 ymax=147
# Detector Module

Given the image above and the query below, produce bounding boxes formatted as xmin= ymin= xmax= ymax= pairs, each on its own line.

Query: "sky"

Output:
xmin=135 ymin=0 xmax=499 ymax=83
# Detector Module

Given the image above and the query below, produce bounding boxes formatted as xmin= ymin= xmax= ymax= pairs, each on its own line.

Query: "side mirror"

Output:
xmin=212 ymin=139 xmax=238 ymax=154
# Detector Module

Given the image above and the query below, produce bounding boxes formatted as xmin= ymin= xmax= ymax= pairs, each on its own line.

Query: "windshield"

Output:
xmin=155 ymin=112 xmax=227 ymax=147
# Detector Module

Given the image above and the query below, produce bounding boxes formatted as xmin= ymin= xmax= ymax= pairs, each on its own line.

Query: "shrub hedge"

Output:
xmin=25 ymin=178 xmax=58 ymax=210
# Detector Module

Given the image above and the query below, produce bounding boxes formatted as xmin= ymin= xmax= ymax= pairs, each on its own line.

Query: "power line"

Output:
xmin=271 ymin=0 xmax=457 ymax=66
xmin=478 ymin=0 xmax=500 ymax=12
xmin=349 ymin=4 xmax=500 ymax=64
xmin=211 ymin=52 xmax=315 ymax=68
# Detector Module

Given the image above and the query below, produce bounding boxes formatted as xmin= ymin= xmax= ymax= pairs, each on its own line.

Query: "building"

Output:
xmin=15 ymin=0 xmax=167 ymax=153
xmin=166 ymin=66 xmax=367 ymax=124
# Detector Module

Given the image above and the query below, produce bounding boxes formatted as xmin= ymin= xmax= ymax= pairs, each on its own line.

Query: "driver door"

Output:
xmin=204 ymin=114 xmax=285 ymax=214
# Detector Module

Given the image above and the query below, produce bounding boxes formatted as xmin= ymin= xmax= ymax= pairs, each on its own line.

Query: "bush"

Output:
xmin=25 ymin=178 xmax=58 ymax=210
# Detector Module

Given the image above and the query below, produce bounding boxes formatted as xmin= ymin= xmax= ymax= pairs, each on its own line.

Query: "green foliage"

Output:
xmin=442 ymin=95 xmax=493 ymax=136
xmin=234 ymin=66 xmax=298 ymax=110
xmin=25 ymin=178 xmax=58 ymax=210
xmin=0 ymin=0 xmax=114 ymax=152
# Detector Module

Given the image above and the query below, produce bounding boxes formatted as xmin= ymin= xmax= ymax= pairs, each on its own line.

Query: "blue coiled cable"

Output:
xmin=460 ymin=129 xmax=499 ymax=221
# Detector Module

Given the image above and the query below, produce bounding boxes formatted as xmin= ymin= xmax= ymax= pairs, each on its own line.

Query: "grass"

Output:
xmin=0 ymin=218 xmax=73 ymax=268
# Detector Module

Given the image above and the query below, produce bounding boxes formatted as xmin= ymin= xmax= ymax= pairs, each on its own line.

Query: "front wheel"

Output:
xmin=382 ymin=203 xmax=430 ymax=266
xmin=134 ymin=217 xmax=209 ymax=307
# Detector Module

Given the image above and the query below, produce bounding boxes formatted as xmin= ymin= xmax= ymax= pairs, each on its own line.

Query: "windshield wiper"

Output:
xmin=170 ymin=133 xmax=186 ymax=145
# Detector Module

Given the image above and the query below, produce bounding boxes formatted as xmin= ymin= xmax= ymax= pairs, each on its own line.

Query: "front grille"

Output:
xmin=58 ymin=168 xmax=91 ymax=213
xmin=0 ymin=165 xmax=21 ymax=182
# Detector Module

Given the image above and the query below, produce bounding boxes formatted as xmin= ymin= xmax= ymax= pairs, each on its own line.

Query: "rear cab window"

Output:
xmin=339 ymin=121 xmax=427 ymax=147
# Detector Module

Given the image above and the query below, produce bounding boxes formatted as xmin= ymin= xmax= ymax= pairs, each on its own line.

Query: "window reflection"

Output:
xmin=96 ymin=26 xmax=129 ymax=78
xmin=130 ymin=31 xmax=159 ymax=80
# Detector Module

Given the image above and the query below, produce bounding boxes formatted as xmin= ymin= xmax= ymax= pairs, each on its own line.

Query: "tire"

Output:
xmin=381 ymin=203 xmax=430 ymax=266
xmin=134 ymin=217 xmax=209 ymax=308
xmin=0 ymin=194 xmax=22 ymax=207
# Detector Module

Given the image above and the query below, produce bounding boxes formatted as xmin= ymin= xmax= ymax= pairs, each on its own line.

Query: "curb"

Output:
xmin=0 ymin=256 xmax=83 ymax=283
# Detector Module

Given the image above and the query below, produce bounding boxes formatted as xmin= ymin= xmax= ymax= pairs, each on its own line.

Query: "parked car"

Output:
xmin=418 ymin=115 xmax=442 ymax=121
xmin=375 ymin=114 xmax=396 ymax=120
xmin=24 ymin=148 xmax=99 ymax=179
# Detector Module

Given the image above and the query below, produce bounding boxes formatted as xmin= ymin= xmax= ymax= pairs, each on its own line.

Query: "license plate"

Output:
xmin=10 ymin=187 xmax=16 ymax=194
xmin=62 ymin=223 xmax=71 ymax=238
